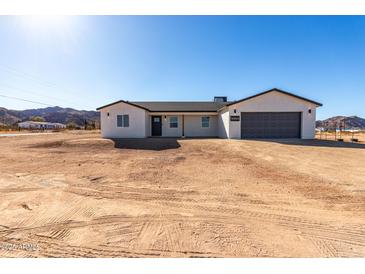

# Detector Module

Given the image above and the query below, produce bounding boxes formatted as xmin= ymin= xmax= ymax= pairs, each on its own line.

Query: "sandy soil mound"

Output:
xmin=63 ymin=138 xmax=115 ymax=148
xmin=28 ymin=138 xmax=115 ymax=149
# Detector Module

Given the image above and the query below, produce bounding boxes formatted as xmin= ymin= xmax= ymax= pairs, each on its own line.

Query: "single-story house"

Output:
xmin=96 ymin=88 xmax=322 ymax=139
xmin=18 ymin=121 xmax=66 ymax=129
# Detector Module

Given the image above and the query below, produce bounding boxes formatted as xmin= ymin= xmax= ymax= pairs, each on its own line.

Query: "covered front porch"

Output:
xmin=146 ymin=112 xmax=219 ymax=138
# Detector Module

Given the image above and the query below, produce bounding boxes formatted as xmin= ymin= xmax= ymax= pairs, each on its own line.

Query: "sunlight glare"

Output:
xmin=20 ymin=15 xmax=74 ymax=32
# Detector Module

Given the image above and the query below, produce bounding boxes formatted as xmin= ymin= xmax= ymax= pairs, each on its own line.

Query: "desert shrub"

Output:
xmin=30 ymin=116 xmax=45 ymax=122
xmin=66 ymin=122 xmax=78 ymax=130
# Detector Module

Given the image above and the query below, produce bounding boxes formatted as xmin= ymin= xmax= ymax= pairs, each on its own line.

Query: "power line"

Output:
xmin=0 ymin=83 xmax=84 ymax=108
xmin=0 ymin=64 xmax=95 ymax=109
xmin=0 ymin=93 xmax=55 ymax=107
xmin=0 ymin=64 xmax=59 ymax=89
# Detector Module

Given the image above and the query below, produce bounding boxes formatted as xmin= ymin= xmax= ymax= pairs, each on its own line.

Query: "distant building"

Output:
xmin=18 ymin=121 xmax=66 ymax=129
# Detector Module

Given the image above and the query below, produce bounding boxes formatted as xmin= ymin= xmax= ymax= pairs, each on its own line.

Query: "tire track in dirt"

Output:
xmin=0 ymin=214 xmax=265 ymax=257
xmin=0 ymin=187 xmax=41 ymax=193
xmin=136 ymin=220 xmax=163 ymax=250
xmin=5 ymin=193 xmax=365 ymax=234
xmin=2 ymin=182 xmax=364 ymax=257
xmin=220 ymin=140 xmax=365 ymax=206
xmin=65 ymin=184 xmax=200 ymax=203
xmin=150 ymin=200 xmax=365 ymax=253
xmin=0 ymin=236 xmax=222 ymax=258
xmin=2 ymin=134 xmax=365 ymax=257
xmin=308 ymin=236 xmax=337 ymax=257
xmin=2 ymin=206 xmax=364 ymax=256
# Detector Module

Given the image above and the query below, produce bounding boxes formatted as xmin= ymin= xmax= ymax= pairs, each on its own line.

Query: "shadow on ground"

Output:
xmin=113 ymin=137 xmax=365 ymax=151
xmin=258 ymin=139 xmax=365 ymax=149
xmin=112 ymin=138 xmax=181 ymax=151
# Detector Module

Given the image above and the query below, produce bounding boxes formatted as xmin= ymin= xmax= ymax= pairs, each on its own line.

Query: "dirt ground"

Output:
xmin=316 ymin=131 xmax=365 ymax=143
xmin=0 ymin=131 xmax=364 ymax=257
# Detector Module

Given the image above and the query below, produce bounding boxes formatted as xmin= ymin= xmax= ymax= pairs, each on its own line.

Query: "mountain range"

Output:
xmin=316 ymin=116 xmax=365 ymax=129
xmin=0 ymin=106 xmax=99 ymax=127
xmin=1 ymin=106 xmax=364 ymax=130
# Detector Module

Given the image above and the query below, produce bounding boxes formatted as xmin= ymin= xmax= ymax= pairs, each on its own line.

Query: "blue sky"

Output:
xmin=0 ymin=16 xmax=364 ymax=119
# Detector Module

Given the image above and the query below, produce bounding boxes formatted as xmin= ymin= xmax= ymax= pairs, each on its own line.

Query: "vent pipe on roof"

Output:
xmin=214 ymin=96 xmax=227 ymax=102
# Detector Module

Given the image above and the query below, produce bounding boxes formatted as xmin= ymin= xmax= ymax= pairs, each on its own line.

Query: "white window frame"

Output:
xmin=117 ymin=114 xmax=129 ymax=128
xmin=201 ymin=116 xmax=210 ymax=128
xmin=169 ymin=116 xmax=178 ymax=128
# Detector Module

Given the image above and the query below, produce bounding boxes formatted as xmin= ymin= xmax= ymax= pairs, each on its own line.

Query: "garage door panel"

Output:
xmin=241 ymin=112 xmax=301 ymax=139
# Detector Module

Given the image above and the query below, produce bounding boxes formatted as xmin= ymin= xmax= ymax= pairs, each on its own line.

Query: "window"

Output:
xmin=169 ymin=116 xmax=178 ymax=128
xmin=117 ymin=115 xmax=129 ymax=127
xmin=117 ymin=115 xmax=123 ymax=127
xmin=123 ymin=115 xmax=129 ymax=127
xmin=201 ymin=116 xmax=210 ymax=128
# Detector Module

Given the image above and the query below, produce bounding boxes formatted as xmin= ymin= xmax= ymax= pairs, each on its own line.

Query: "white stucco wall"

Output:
xmin=218 ymin=108 xmax=229 ymax=138
xmin=145 ymin=113 xmax=151 ymax=137
xmin=226 ymin=91 xmax=318 ymax=139
xmin=146 ymin=114 xmax=218 ymax=137
xmin=184 ymin=115 xmax=218 ymax=137
xmin=99 ymin=102 xmax=147 ymax=138
xmin=99 ymin=91 xmax=319 ymax=139
xmin=161 ymin=115 xmax=183 ymax=137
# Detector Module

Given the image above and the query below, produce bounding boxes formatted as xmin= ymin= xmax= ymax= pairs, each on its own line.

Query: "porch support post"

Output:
xmin=182 ymin=114 xmax=185 ymax=137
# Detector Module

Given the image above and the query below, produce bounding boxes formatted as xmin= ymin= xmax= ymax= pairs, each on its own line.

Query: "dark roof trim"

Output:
xmin=148 ymin=110 xmax=218 ymax=113
xmin=97 ymin=88 xmax=323 ymax=112
xmin=97 ymin=101 xmax=220 ymax=112
xmin=223 ymin=88 xmax=323 ymax=109
xmin=96 ymin=100 xmax=150 ymax=111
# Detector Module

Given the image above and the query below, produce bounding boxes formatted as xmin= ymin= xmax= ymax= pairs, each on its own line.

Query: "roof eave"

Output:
xmin=96 ymin=100 xmax=150 ymax=111
xmin=148 ymin=110 xmax=219 ymax=113
xmin=225 ymin=88 xmax=323 ymax=108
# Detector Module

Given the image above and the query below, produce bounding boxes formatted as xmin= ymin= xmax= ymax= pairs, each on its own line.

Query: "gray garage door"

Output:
xmin=241 ymin=112 xmax=301 ymax=139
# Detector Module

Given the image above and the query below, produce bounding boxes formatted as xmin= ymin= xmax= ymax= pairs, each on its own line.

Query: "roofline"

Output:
xmin=221 ymin=88 xmax=323 ymax=110
xmin=96 ymin=100 xmax=150 ymax=111
xmin=97 ymin=104 xmax=219 ymax=112
xmin=97 ymin=88 xmax=323 ymax=112
xmin=97 ymin=100 xmax=226 ymax=112
xmin=148 ymin=110 xmax=218 ymax=113
xmin=149 ymin=112 xmax=219 ymax=116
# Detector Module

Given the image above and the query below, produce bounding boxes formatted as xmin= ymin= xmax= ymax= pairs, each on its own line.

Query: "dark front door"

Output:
xmin=241 ymin=112 xmax=301 ymax=139
xmin=151 ymin=116 xmax=162 ymax=136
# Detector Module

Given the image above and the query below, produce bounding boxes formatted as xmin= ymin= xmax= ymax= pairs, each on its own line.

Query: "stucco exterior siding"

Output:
xmin=98 ymin=89 xmax=320 ymax=140
xmin=218 ymin=109 xmax=229 ymax=138
xmin=145 ymin=113 xmax=151 ymax=137
xmin=145 ymin=114 xmax=219 ymax=137
xmin=161 ymin=115 xmax=183 ymax=137
xmin=226 ymin=91 xmax=317 ymax=139
xmin=184 ymin=115 xmax=218 ymax=137
xmin=304 ymin=107 xmax=316 ymax=139
xmin=100 ymin=102 xmax=147 ymax=138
